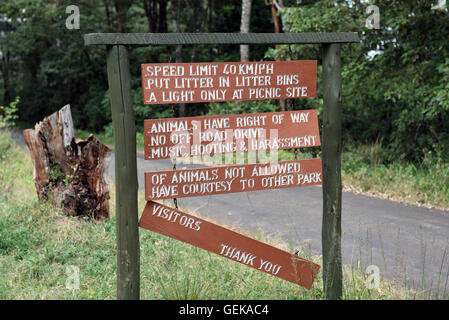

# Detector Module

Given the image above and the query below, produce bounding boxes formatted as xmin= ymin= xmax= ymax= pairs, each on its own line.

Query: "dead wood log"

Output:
xmin=23 ymin=104 xmax=111 ymax=219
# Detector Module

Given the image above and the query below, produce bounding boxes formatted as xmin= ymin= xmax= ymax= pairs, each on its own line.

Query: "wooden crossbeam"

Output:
xmin=84 ymin=32 xmax=360 ymax=46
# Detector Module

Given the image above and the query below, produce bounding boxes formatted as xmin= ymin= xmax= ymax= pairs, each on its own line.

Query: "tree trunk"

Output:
xmin=170 ymin=0 xmax=183 ymax=63
xmin=144 ymin=0 xmax=156 ymax=32
xmin=240 ymin=0 xmax=252 ymax=62
xmin=104 ymin=0 xmax=112 ymax=29
xmin=158 ymin=0 xmax=168 ymax=33
xmin=144 ymin=0 xmax=167 ymax=33
xmin=115 ymin=0 xmax=132 ymax=33
xmin=270 ymin=2 xmax=285 ymax=111
xmin=1 ymin=50 xmax=10 ymax=106
xmin=23 ymin=105 xmax=111 ymax=219
xmin=171 ymin=0 xmax=186 ymax=117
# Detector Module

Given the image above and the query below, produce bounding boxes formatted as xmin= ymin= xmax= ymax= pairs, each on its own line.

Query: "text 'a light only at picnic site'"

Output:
xmin=141 ymin=60 xmax=317 ymax=104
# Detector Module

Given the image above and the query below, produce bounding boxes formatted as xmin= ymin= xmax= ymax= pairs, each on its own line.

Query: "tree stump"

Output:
xmin=23 ymin=104 xmax=111 ymax=219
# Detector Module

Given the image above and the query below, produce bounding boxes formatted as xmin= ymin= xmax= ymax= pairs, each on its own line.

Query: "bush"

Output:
xmin=0 ymin=96 xmax=20 ymax=129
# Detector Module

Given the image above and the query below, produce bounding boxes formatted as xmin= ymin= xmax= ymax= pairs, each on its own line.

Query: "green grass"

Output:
xmin=341 ymin=142 xmax=449 ymax=210
xmin=0 ymin=130 xmax=416 ymax=299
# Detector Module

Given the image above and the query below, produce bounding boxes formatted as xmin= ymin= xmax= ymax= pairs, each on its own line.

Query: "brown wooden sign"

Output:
xmin=145 ymin=158 xmax=322 ymax=200
xmin=144 ymin=110 xmax=320 ymax=160
xmin=139 ymin=201 xmax=320 ymax=288
xmin=141 ymin=60 xmax=317 ymax=104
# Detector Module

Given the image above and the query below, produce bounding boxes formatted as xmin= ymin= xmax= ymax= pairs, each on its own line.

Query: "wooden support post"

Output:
xmin=84 ymin=32 xmax=359 ymax=299
xmin=106 ymin=45 xmax=140 ymax=300
xmin=321 ymin=43 xmax=343 ymax=300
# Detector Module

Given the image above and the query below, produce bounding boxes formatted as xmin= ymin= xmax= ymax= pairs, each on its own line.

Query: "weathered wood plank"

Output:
xmin=145 ymin=159 xmax=322 ymax=200
xmin=321 ymin=43 xmax=343 ymax=300
xmin=141 ymin=60 xmax=317 ymax=104
xmin=85 ymin=32 xmax=360 ymax=46
xmin=139 ymin=201 xmax=321 ymax=289
xmin=106 ymin=45 xmax=140 ymax=300
xmin=144 ymin=110 xmax=321 ymax=160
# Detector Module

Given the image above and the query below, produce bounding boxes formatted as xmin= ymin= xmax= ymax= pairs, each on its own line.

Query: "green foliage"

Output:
xmin=207 ymin=100 xmax=279 ymax=115
xmin=1 ymin=0 xmax=448 ymax=165
xmin=0 ymin=0 xmax=276 ymax=132
xmin=270 ymin=0 xmax=449 ymax=163
xmin=131 ymin=87 xmax=173 ymax=132
xmin=47 ymin=163 xmax=74 ymax=187
xmin=0 ymin=0 xmax=110 ymax=128
xmin=49 ymin=164 xmax=64 ymax=185
xmin=0 ymin=96 xmax=20 ymax=128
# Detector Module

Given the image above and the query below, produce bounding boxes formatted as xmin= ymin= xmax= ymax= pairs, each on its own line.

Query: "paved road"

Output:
xmin=115 ymin=152 xmax=449 ymax=298
xmin=11 ymin=128 xmax=449 ymax=298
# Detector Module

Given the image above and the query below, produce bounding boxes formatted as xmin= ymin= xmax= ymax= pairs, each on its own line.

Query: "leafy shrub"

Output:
xmin=268 ymin=1 xmax=449 ymax=164
xmin=0 ymin=96 xmax=20 ymax=129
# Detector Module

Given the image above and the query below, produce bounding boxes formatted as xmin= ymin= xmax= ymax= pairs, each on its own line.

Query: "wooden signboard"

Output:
xmin=139 ymin=201 xmax=321 ymax=289
xmin=145 ymin=158 xmax=322 ymax=200
xmin=141 ymin=61 xmax=317 ymax=104
xmin=85 ymin=32 xmax=360 ymax=299
xmin=144 ymin=110 xmax=321 ymax=160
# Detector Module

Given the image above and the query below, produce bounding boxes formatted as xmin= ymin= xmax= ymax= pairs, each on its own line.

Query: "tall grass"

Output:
xmin=0 ymin=130 xmax=412 ymax=299
xmin=342 ymin=142 xmax=449 ymax=210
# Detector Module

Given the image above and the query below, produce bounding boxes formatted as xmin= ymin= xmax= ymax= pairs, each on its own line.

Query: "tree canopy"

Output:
xmin=0 ymin=0 xmax=448 ymax=162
